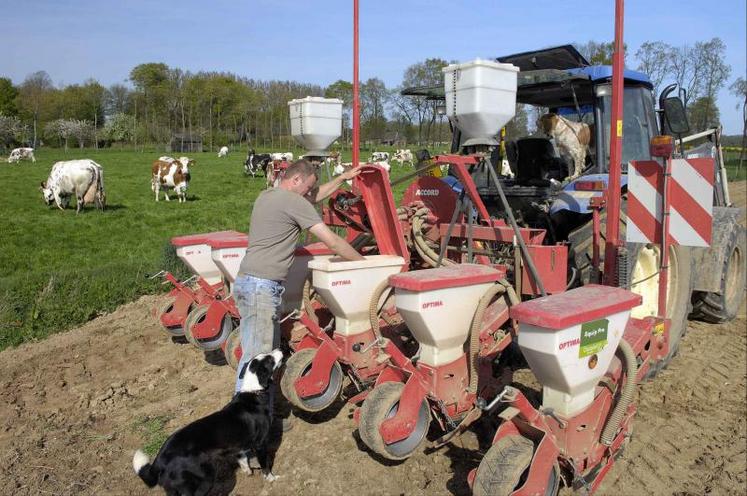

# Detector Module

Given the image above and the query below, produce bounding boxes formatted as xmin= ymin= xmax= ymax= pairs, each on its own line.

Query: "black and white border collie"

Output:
xmin=132 ymin=350 xmax=283 ymax=495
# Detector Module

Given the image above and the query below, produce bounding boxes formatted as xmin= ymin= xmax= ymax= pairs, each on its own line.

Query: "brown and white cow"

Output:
xmin=8 ymin=147 xmax=36 ymax=163
xmin=538 ymin=113 xmax=591 ymax=179
xmin=152 ymin=159 xmax=190 ymax=202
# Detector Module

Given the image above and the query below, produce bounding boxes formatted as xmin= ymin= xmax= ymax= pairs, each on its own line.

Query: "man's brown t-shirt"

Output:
xmin=238 ymin=188 xmax=322 ymax=282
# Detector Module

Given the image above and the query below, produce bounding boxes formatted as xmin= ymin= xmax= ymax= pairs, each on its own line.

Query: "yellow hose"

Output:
xmin=368 ymin=280 xmax=392 ymax=341
xmin=468 ymin=284 xmax=508 ymax=394
xmin=600 ymin=339 xmax=637 ymax=445
xmin=302 ymin=277 xmax=319 ymax=325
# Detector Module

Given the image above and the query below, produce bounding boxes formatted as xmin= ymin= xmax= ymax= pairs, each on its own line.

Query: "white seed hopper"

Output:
xmin=171 ymin=231 xmax=243 ymax=285
xmin=288 ymin=96 xmax=343 ymax=157
xmin=442 ymin=58 xmax=519 ymax=147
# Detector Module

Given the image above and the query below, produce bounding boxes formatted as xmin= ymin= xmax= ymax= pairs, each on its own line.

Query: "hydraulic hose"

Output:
xmin=600 ymin=339 xmax=638 ymax=445
xmin=302 ymin=277 xmax=319 ymax=325
xmin=368 ymin=279 xmax=392 ymax=341
xmin=468 ymin=283 xmax=507 ymax=394
xmin=411 ymin=208 xmax=456 ymax=267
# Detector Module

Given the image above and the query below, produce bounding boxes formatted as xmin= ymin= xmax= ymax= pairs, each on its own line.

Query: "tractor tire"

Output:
xmin=473 ymin=435 xmax=559 ymax=496
xmin=157 ymin=298 xmax=188 ymax=337
xmin=223 ymin=329 xmax=242 ymax=370
xmin=690 ymin=226 xmax=746 ymax=323
xmin=567 ymin=202 xmax=693 ymax=369
xmin=280 ymin=348 xmax=343 ymax=413
xmin=358 ymin=381 xmax=430 ymax=461
xmin=184 ymin=306 xmax=235 ymax=351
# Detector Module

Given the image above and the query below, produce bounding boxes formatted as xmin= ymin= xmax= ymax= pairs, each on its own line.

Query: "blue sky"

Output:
xmin=1 ymin=0 xmax=745 ymax=133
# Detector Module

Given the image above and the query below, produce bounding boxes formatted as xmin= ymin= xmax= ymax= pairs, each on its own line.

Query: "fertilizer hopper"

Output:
xmin=442 ymin=59 xmax=519 ymax=147
xmin=288 ymin=96 xmax=343 ymax=161
xmin=171 ymin=231 xmax=243 ymax=286
xmin=208 ymin=232 xmax=248 ymax=287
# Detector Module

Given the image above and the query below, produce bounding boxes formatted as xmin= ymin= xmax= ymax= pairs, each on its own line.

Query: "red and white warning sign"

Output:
xmin=627 ymin=158 xmax=714 ymax=247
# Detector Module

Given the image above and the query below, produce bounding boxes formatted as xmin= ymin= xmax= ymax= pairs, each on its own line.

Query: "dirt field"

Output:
xmin=1 ymin=182 xmax=745 ymax=496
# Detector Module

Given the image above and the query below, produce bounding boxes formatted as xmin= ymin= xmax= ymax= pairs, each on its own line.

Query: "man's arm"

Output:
xmin=309 ymin=223 xmax=365 ymax=261
xmin=310 ymin=166 xmax=363 ymax=203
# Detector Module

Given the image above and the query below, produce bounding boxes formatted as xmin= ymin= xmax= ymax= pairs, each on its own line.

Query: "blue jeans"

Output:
xmin=233 ymin=275 xmax=285 ymax=396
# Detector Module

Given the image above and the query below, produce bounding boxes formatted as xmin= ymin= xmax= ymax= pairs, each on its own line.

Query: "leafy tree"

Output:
xmin=635 ymin=41 xmax=672 ymax=96
xmin=16 ymin=71 xmax=53 ymax=147
xmin=0 ymin=78 xmax=18 ymax=116
xmin=687 ymin=96 xmax=720 ymax=133
xmin=730 ymin=78 xmax=747 ymax=169
xmin=692 ymin=38 xmax=731 ymax=131
xmin=103 ymin=112 xmax=136 ymax=144
xmin=393 ymin=58 xmax=448 ymax=143
xmin=575 ymin=41 xmax=627 ymax=65
xmin=360 ymin=78 xmax=388 ymax=141
xmin=106 ymin=83 xmax=132 ymax=115
xmin=44 ymin=119 xmax=73 ymax=150
xmin=0 ymin=114 xmax=26 ymax=149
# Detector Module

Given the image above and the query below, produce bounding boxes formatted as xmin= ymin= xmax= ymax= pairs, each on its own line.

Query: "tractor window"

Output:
xmin=597 ymin=85 xmax=657 ymax=171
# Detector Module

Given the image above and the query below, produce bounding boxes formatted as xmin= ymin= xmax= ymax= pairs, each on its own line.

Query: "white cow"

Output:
xmin=333 ymin=162 xmax=353 ymax=187
xmin=392 ymin=149 xmax=414 ymax=167
xmin=218 ymin=146 xmax=229 ymax=158
xmin=8 ymin=147 xmax=36 ymax=163
xmin=373 ymin=160 xmax=391 ymax=172
xmin=40 ymin=159 xmax=105 ymax=213
xmin=370 ymin=151 xmax=389 ymax=162
xmin=270 ymin=152 xmax=293 ymax=162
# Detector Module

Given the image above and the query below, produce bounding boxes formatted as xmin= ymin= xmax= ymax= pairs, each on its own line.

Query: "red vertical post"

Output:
xmin=352 ymin=0 xmax=360 ymax=167
xmin=603 ymin=0 xmax=625 ymax=286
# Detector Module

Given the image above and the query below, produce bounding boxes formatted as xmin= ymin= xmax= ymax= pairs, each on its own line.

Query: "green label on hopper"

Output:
xmin=579 ymin=318 xmax=608 ymax=358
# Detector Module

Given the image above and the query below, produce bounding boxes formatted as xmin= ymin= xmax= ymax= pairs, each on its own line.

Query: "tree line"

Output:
xmin=0 ymin=38 xmax=744 ymax=152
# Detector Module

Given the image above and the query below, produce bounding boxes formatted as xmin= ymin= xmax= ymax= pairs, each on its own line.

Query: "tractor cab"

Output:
xmin=402 ymin=45 xmax=660 ymax=241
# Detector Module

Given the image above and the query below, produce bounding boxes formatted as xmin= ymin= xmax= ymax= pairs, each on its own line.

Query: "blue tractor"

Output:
xmin=403 ymin=45 xmax=744 ymax=368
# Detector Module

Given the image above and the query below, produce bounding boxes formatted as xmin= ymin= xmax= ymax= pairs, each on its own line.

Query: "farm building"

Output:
xmin=169 ymin=133 xmax=203 ymax=153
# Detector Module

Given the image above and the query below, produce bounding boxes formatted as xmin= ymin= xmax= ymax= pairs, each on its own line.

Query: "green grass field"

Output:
xmin=0 ymin=146 xmax=414 ymax=350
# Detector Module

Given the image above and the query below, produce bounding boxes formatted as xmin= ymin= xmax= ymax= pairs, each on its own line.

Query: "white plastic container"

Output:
xmin=172 ymin=232 xmax=241 ymax=286
xmin=309 ymin=255 xmax=406 ymax=336
xmin=209 ymin=234 xmax=248 ymax=284
xmin=282 ymin=243 xmax=335 ymax=314
xmin=442 ymin=59 xmax=519 ymax=146
xmin=511 ymin=285 xmax=641 ymax=416
xmin=389 ymin=265 xmax=502 ymax=367
xmin=288 ymin=96 xmax=343 ymax=156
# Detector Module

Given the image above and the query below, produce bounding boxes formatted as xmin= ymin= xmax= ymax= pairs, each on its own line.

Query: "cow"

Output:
xmin=537 ymin=113 xmax=591 ymax=179
xmin=218 ymin=146 xmax=229 ymax=158
xmin=265 ymin=160 xmax=290 ymax=189
xmin=245 ymin=149 xmax=272 ymax=177
xmin=8 ymin=147 xmax=36 ymax=163
xmin=333 ymin=162 xmax=354 ymax=187
xmin=392 ymin=149 xmax=414 ymax=167
xmin=370 ymin=151 xmax=389 ymax=162
xmin=269 ymin=152 xmax=293 ymax=162
xmin=40 ymin=159 xmax=105 ymax=213
xmin=152 ymin=159 xmax=190 ymax=202
xmin=159 ymin=156 xmax=194 ymax=168
xmin=373 ymin=160 xmax=391 ymax=172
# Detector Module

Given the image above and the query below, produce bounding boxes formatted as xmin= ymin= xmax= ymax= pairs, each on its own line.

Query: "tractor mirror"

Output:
xmin=662 ymin=97 xmax=690 ymax=135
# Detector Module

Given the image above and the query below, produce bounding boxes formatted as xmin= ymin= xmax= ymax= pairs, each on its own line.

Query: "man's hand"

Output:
xmin=340 ymin=165 xmax=363 ymax=181
xmin=309 ymin=223 xmax=364 ymax=261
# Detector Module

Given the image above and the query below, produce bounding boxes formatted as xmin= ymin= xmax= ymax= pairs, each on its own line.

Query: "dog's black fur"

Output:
xmin=133 ymin=352 xmax=282 ymax=496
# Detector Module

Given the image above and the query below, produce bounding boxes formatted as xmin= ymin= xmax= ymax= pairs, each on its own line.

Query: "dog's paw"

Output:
xmin=263 ymin=472 xmax=279 ymax=482
xmin=238 ymin=456 xmax=252 ymax=474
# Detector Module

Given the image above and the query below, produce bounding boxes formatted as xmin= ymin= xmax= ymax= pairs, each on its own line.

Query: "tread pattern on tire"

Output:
xmin=280 ymin=348 xmax=343 ymax=412
xmin=473 ymin=435 xmax=534 ymax=496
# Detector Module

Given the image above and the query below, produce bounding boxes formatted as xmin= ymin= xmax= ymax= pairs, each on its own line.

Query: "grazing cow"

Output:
xmin=245 ymin=149 xmax=272 ymax=177
xmin=8 ymin=147 xmax=36 ymax=163
xmin=392 ymin=149 xmax=414 ymax=167
xmin=373 ymin=160 xmax=390 ymax=173
xmin=40 ymin=159 xmax=105 ymax=213
xmin=218 ymin=146 xmax=229 ymax=158
xmin=265 ymin=160 xmax=291 ymax=189
xmin=152 ymin=159 xmax=190 ymax=202
xmin=269 ymin=152 xmax=293 ymax=162
xmin=538 ymin=113 xmax=591 ymax=179
xmin=370 ymin=151 xmax=389 ymax=162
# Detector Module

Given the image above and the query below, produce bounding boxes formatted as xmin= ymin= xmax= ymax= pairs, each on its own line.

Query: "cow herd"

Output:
xmin=7 ymin=145 xmax=422 ymax=214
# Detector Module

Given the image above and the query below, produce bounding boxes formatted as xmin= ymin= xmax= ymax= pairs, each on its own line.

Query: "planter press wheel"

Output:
xmin=157 ymin=298 xmax=188 ymax=337
xmin=691 ymin=226 xmax=746 ymax=323
xmin=280 ymin=348 xmax=343 ymax=412
xmin=358 ymin=381 xmax=431 ymax=461
xmin=473 ymin=435 xmax=559 ymax=496
xmin=223 ymin=329 xmax=242 ymax=369
xmin=184 ymin=305 xmax=236 ymax=351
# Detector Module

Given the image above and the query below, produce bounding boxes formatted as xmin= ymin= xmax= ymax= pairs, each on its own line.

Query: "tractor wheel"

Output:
xmin=224 ymin=329 xmax=242 ymax=370
xmin=280 ymin=348 xmax=343 ymax=412
xmin=473 ymin=435 xmax=559 ymax=496
xmin=184 ymin=306 xmax=235 ymax=351
xmin=157 ymin=298 xmax=187 ymax=337
xmin=690 ymin=226 xmax=746 ymax=323
xmin=358 ymin=382 xmax=430 ymax=461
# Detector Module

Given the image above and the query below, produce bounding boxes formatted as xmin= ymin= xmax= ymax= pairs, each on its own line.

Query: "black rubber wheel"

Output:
xmin=184 ymin=305 xmax=235 ymax=351
xmin=691 ymin=226 xmax=746 ymax=323
xmin=223 ymin=329 xmax=241 ymax=370
xmin=473 ymin=435 xmax=559 ymax=496
xmin=157 ymin=298 xmax=187 ymax=337
xmin=280 ymin=348 xmax=343 ymax=412
xmin=358 ymin=381 xmax=431 ymax=461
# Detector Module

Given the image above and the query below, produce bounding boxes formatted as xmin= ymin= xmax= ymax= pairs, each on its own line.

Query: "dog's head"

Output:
xmin=238 ymin=349 xmax=284 ymax=393
xmin=538 ymin=113 xmax=559 ymax=137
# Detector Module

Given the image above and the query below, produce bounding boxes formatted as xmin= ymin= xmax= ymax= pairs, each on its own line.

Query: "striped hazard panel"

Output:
xmin=627 ymin=158 xmax=714 ymax=247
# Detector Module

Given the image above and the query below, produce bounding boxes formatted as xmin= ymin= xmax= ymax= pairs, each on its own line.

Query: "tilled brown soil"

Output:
xmin=0 ymin=294 xmax=744 ymax=496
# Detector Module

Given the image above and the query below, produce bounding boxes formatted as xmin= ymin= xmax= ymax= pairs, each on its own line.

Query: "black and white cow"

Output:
xmin=245 ymin=149 xmax=272 ymax=177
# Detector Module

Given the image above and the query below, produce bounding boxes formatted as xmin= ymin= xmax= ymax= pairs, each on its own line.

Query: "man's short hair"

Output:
xmin=284 ymin=159 xmax=317 ymax=180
